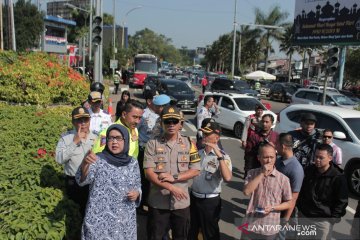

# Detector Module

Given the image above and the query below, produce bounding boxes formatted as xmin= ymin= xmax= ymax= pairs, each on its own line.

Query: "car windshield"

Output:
xmin=233 ymin=97 xmax=263 ymax=111
xmin=344 ymin=118 xmax=360 ymax=140
xmin=165 ymin=82 xmax=192 ymax=93
xmin=332 ymin=95 xmax=356 ymax=105
xmin=285 ymin=85 xmax=297 ymax=94
xmin=234 ymin=81 xmax=250 ymax=90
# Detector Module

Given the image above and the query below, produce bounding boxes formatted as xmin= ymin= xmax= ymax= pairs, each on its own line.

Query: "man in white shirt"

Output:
xmin=88 ymin=91 xmax=112 ymax=135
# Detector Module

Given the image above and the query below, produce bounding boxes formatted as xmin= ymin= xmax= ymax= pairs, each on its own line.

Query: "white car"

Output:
xmin=308 ymin=85 xmax=339 ymax=93
xmin=275 ymin=104 xmax=360 ymax=196
xmin=197 ymin=92 xmax=277 ymax=139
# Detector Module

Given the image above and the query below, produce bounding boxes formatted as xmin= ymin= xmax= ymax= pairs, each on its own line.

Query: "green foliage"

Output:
xmin=13 ymin=0 xmax=44 ymax=51
xmin=0 ymin=103 xmax=82 ymax=239
xmin=345 ymin=48 xmax=360 ymax=85
xmin=0 ymin=51 xmax=89 ymax=106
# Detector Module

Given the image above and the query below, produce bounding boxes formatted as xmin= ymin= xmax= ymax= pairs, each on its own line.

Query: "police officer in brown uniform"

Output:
xmin=144 ymin=106 xmax=201 ymax=240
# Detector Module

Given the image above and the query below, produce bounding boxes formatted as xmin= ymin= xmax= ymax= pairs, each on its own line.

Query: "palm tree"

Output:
xmin=254 ymin=5 xmax=290 ymax=72
xmin=279 ymin=24 xmax=297 ymax=82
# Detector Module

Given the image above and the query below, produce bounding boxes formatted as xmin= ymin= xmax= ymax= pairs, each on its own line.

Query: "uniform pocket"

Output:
xmin=177 ymin=154 xmax=190 ymax=172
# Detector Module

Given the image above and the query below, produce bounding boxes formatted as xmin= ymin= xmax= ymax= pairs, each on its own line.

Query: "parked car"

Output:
xmin=210 ymin=77 xmax=236 ymax=91
xmin=234 ymin=80 xmax=250 ymax=90
xmin=237 ymin=89 xmax=261 ymax=100
xmin=292 ymin=88 xmax=357 ymax=109
xmin=142 ymin=75 xmax=163 ymax=97
xmin=339 ymin=90 xmax=360 ymax=103
xmin=268 ymin=82 xmax=301 ymax=103
xmin=159 ymin=78 xmax=197 ymax=113
xmin=308 ymin=85 xmax=339 ymax=93
xmin=174 ymin=75 xmax=192 ymax=88
xmin=275 ymin=104 xmax=360 ymax=196
xmin=197 ymin=92 xmax=276 ymax=138
xmin=260 ymin=83 xmax=272 ymax=96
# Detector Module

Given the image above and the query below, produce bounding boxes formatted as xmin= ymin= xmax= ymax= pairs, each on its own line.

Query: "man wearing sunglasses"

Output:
xmin=55 ymin=107 xmax=97 ymax=221
xmin=322 ymin=129 xmax=342 ymax=166
xmin=144 ymin=106 xmax=201 ymax=240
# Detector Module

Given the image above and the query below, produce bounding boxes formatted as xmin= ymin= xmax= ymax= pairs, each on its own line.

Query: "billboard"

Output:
xmin=293 ymin=0 xmax=360 ymax=45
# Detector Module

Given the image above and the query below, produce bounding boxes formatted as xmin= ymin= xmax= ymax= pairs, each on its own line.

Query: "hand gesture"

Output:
xmin=170 ymin=185 xmax=188 ymax=201
xmin=127 ymin=190 xmax=140 ymax=202
xmin=262 ymin=163 xmax=273 ymax=176
xmin=74 ymin=127 xmax=87 ymax=144
xmin=84 ymin=150 xmax=97 ymax=165
xmin=158 ymin=172 xmax=175 ymax=183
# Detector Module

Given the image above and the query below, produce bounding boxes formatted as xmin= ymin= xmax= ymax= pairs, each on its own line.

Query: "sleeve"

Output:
xmin=143 ymin=140 xmax=157 ymax=169
xmin=241 ymin=116 xmax=251 ymax=142
xmin=92 ymin=129 xmax=107 ymax=154
xmin=289 ymin=166 xmax=304 ymax=193
xmin=244 ymin=169 xmax=256 ymax=185
xmin=132 ymin=159 xmax=142 ymax=207
xmin=333 ymin=146 xmax=343 ymax=165
xmin=55 ymin=135 xmax=78 ymax=164
xmin=197 ymin=109 xmax=204 ymax=129
xmin=331 ymin=175 xmax=348 ymax=220
xmin=75 ymin=158 xmax=100 ymax=186
xmin=282 ymin=176 xmax=293 ymax=202
xmin=223 ymin=154 xmax=232 ymax=171
xmin=188 ymin=140 xmax=201 ymax=170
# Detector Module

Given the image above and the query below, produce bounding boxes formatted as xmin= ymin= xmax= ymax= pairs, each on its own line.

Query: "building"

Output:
xmin=47 ymin=0 xmax=89 ymax=19
xmin=102 ymin=25 xmax=128 ymax=50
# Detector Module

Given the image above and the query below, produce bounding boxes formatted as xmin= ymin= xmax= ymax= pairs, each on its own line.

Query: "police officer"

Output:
xmin=189 ymin=121 xmax=232 ymax=240
xmin=288 ymin=113 xmax=322 ymax=167
xmin=55 ymin=107 xmax=97 ymax=218
xmin=144 ymin=106 xmax=201 ymax=240
xmin=88 ymin=91 xmax=113 ymax=136
xmin=138 ymin=93 xmax=170 ymax=213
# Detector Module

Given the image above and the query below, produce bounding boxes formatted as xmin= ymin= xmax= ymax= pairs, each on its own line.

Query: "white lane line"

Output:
xmin=347 ymin=206 xmax=356 ymax=215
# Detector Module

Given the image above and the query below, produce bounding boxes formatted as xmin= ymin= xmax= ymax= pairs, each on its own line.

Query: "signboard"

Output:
xmin=110 ymin=59 xmax=118 ymax=69
xmin=293 ymin=0 xmax=360 ymax=45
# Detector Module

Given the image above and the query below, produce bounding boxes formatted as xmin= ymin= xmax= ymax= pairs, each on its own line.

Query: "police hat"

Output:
xmin=201 ymin=118 xmax=216 ymax=129
xmin=88 ymin=91 xmax=102 ymax=102
xmin=301 ymin=113 xmax=317 ymax=123
xmin=72 ymin=107 xmax=90 ymax=120
xmin=153 ymin=94 xmax=171 ymax=106
xmin=161 ymin=106 xmax=181 ymax=120
xmin=201 ymin=121 xmax=221 ymax=135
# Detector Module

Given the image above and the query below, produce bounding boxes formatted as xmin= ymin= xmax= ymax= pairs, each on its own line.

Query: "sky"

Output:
xmin=102 ymin=0 xmax=296 ymax=52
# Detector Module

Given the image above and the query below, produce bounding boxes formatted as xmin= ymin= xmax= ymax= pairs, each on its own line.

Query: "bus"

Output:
xmin=129 ymin=54 xmax=159 ymax=88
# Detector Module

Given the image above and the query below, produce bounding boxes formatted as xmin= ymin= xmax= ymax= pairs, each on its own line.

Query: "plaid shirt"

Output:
xmin=244 ymin=167 xmax=292 ymax=236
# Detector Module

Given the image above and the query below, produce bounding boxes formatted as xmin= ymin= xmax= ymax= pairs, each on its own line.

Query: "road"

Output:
xmin=111 ymin=84 xmax=357 ymax=240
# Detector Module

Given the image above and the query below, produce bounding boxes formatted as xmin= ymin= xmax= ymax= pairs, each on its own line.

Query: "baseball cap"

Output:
xmin=301 ymin=113 xmax=317 ymax=122
xmin=153 ymin=94 xmax=171 ymax=106
xmin=201 ymin=121 xmax=221 ymax=135
xmin=88 ymin=91 xmax=102 ymax=102
xmin=72 ymin=107 xmax=90 ymax=120
xmin=161 ymin=106 xmax=181 ymax=120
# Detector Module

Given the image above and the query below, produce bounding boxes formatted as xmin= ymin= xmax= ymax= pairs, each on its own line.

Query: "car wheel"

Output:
xmin=270 ymin=94 xmax=274 ymax=101
xmin=347 ymin=163 xmax=360 ymax=196
xmin=234 ymin=122 xmax=244 ymax=139
xmin=281 ymin=95 xmax=286 ymax=103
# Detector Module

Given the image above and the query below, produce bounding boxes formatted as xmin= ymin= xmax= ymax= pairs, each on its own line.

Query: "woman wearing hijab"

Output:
xmin=76 ymin=124 xmax=141 ymax=240
xmin=115 ymin=90 xmax=131 ymax=121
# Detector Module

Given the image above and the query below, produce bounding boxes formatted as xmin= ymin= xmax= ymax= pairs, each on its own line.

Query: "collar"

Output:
xmin=161 ymin=132 xmax=183 ymax=144
xmin=267 ymin=167 xmax=278 ymax=177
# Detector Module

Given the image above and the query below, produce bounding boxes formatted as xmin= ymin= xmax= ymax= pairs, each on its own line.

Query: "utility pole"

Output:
xmin=9 ymin=0 xmax=15 ymax=51
xmin=89 ymin=0 xmax=93 ymax=62
xmin=0 ymin=0 xmax=3 ymax=50
xmin=231 ymin=0 xmax=237 ymax=79
xmin=112 ymin=0 xmax=115 ymax=78
xmin=93 ymin=0 xmax=103 ymax=83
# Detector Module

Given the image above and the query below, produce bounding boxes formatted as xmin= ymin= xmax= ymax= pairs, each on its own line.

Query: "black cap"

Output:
xmin=90 ymin=82 xmax=105 ymax=94
xmin=301 ymin=113 xmax=317 ymax=122
xmin=72 ymin=107 xmax=90 ymax=120
xmin=161 ymin=106 xmax=181 ymax=120
xmin=201 ymin=121 xmax=221 ymax=135
xmin=201 ymin=118 xmax=216 ymax=129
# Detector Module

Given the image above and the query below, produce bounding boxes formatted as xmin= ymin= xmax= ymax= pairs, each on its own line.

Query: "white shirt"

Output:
xmin=89 ymin=109 xmax=112 ymax=135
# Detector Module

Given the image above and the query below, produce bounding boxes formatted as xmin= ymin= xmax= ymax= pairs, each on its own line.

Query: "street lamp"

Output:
xmin=231 ymin=0 xmax=237 ymax=79
xmin=65 ymin=2 xmax=92 ymax=73
xmin=121 ymin=6 xmax=142 ymax=48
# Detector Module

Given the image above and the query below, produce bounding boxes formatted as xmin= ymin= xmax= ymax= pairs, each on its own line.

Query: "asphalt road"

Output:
xmin=115 ymin=84 xmax=357 ymax=240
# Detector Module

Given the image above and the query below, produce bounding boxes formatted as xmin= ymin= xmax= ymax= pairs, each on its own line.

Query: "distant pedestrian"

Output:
xmin=201 ymin=76 xmax=208 ymax=93
xmin=322 ymin=129 xmax=342 ymax=166
xmin=113 ymin=74 xmax=120 ymax=94
xmin=115 ymin=90 xmax=131 ymax=121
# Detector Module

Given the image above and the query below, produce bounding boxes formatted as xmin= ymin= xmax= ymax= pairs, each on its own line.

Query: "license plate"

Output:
xmin=182 ymin=105 xmax=189 ymax=108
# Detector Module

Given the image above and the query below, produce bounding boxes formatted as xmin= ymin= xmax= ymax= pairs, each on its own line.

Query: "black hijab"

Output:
xmin=97 ymin=124 xmax=132 ymax=167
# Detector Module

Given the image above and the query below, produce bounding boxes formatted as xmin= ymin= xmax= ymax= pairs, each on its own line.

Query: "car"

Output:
xmin=308 ymin=85 xmax=339 ymax=93
xmin=260 ymin=83 xmax=272 ymax=96
xmin=159 ymin=78 xmax=197 ymax=113
xmin=274 ymin=104 xmax=360 ymax=196
xmin=210 ymin=78 xmax=236 ymax=91
xmin=339 ymin=90 xmax=360 ymax=103
xmin=237 ymin=88 xmax=261 ymax=100
xmin=142 ymin=75 xmax=163 ymax=97
xmin=268 ymin=82 xmax=301 ymax=103
xmin=233 ymin=80 xmax=250 ymax=90
xmin=292 ymin=88 xmax=358 ymax=109
xmin=174 ymin=75 xmax=192 ymax=88
xmin=197 ymin=92 xmax=277 ymax=138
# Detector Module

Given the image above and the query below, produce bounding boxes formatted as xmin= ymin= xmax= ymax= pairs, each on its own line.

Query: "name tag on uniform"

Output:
xmin=155 ymin=162 xmax=167 ymax=173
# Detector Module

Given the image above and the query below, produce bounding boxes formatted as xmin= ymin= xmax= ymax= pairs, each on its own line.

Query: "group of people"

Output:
xmin=240 ymin=104 xmax=349 ymax=239
xmin=55 ymin=82 xmax=355 ymax=240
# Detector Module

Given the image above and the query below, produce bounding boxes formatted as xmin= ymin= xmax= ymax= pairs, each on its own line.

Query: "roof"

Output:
xmin=204 ymin=91 xmax=257 ymax=99
xmin=285 ymin=104 xmax=360 ymax=118
xmin=296 ymin=88 xmax=343 ymax=96
xmin=44 ymin=15 xmax=76 ymax=26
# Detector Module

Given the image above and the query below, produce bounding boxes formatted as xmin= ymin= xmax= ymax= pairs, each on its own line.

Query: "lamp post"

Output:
xmin=230 ymin=0 xmax=237 ymax=79
xmin=121 ymin=6 xmax=142 ymax=48
xmin=65 ymin=3 xmax=92 ymax=74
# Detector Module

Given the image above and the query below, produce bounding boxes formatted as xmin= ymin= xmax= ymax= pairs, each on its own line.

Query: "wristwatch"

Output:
xmin=217 ymin=156 xmax=224 ymax=161
xmin=173 ymin=174 xmax=179 ymax=181
xmin=271 ymin=207 xmax=275 ymax=212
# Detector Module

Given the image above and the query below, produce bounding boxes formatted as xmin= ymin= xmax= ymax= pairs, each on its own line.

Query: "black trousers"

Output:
xmin=189 ymin=194 xmax=221 ymax=240
xmin=138 ymin=147 xmax=150 ymax=208
xmin=147 ymin=207 xmax=190 ymax=240
xmin=65 ymin=176 xmax=89 ymax=218
xmin=114 ymin=83 xmax=120 ymax=94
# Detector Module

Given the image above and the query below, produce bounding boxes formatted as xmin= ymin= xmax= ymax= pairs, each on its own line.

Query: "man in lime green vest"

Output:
xmin=93 ymin=100 xmax=144 ymax=158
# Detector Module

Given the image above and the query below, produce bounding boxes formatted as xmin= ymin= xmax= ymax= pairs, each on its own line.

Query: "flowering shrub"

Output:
xmin=0 ymin=51 xmax=89 ymax=106
xmin=0 ymin=103 xmax=82 ymax=239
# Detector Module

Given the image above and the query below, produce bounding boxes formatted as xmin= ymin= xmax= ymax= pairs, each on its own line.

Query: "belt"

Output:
xmin=191 ymin=191 xmax=219 ymax=199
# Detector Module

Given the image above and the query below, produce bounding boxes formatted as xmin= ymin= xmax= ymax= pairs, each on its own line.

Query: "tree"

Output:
xmin=279 ymin=24 xmax=296 ymax=82
xmin=13 ymin=0 xmax=44 ymax=51
xmin=238 ymin=25 xmax=262 ymax=73
xmin=254 ymin=5 xmax=290 ymax=72
xmin=103 ymin=13 xmax=114 ymax=25
xmin=344 ymin=48 xmax=360 ymax=86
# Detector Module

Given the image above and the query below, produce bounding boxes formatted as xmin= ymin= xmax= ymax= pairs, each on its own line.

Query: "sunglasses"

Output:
xmin=323 ymin=136 xmax=333 ymax=139
xmin=163 ymin=119 xmax=180 ymax=125
xmin=107 ymin=136 xmax=124 ymax=142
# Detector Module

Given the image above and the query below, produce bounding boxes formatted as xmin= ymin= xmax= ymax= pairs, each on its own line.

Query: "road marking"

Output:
xmin=347 ymin=206 xmax=356 ymax=215
xmin=184 ymin=120 xmax=197 ymax=132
